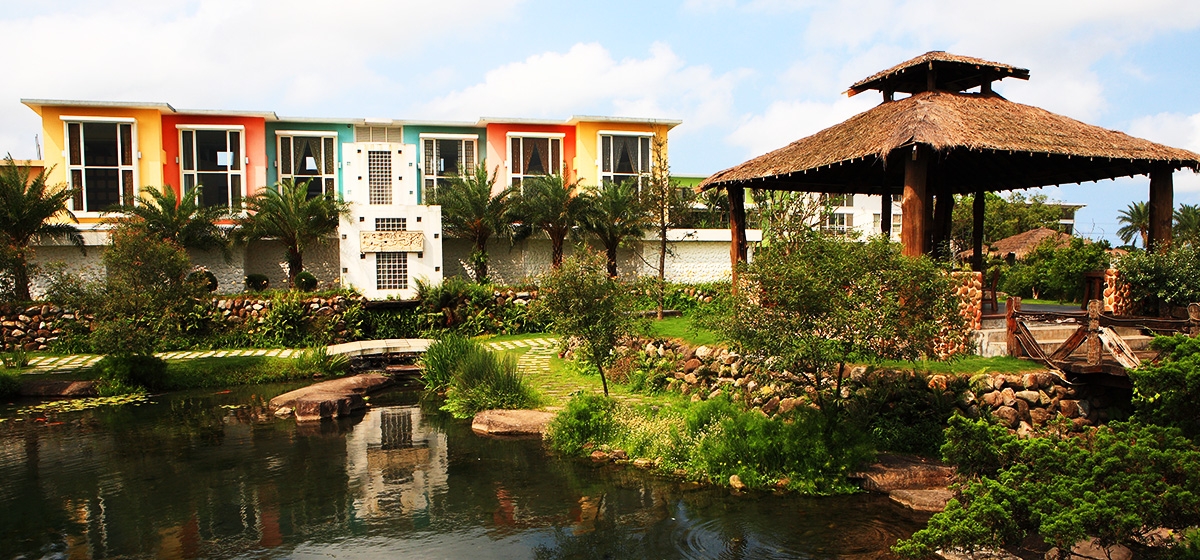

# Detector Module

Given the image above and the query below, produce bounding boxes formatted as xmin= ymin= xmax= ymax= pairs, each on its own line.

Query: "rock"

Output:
xmin=684 ymin=358 xmax=701 ymax=373
xmin=1029 ymin=407 xmax=1050 ymax=425
xmin=1017 ymin=421 xmax=1033 ymax=438
xmin=268 ymin=374 xmax=392 ymax=422
xmin=590 ymin=450 xmax=610 ymax=463
xmin=1015 ymin=398 xmax=1030 ymax=421
xmin=746 ymin=380 xmax=758 ymax=392
xmin=857 ymin=454 xmax=954 ymax=493
xmin=683 ymin=373 xmax=698 ymax=385
xmin=1060 ymin=399 xmax=1080 ymax=418
xmin=19 ymin=380 xmax=98 ymax=397
xmin=694 ymin=345 xmax=712 ymax=359
xmin=633 ymin=458 xmax=654 ymax=469
xmin=992 ymin=376 xmax=1007 ymax=390
xmin=1000 ymin=388 xmax=1017 ymax=407
xmin=1038 ymin=390 xmax=1053 ymax=406
xmin=471 ymin=409 xmax=556 ymax=437
xmin=691 ymin=393 xmax=702 ymax=402
xmin=779 ymin=397 xmax=797 ymax=414
xmin=982 ymin=391 xmax=1001 ymax=408
xmin=762 ymin=396 xmax=780 ymax=414
xmin=707 ymin=389 xmax=722 ymax=401
xmin=1015 ymin=390 xmax=1040 ymax=404
xmin=994 ymin=406 xmax=1020 ymax=428
xmin=729 ymin=474 xmax=747 ymax=490
xmin=611 ymin=449 xmax=628 ymax=460
xmin=273 ymin=406 xmax=293 ymax=418
xmin=1060 ymin=538 xmax=1132 ymax=560
xmin=1077 ymin=399 xmax=1092 ymax=419
xmin=889 ymin=488 xmax=954 ymax=512
xmin=1022 ymin=373 xmax=1039 ymax=390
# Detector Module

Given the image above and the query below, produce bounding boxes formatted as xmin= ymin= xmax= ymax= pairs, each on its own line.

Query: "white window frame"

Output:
xmin=276 ymin=131 xmax=339 ymax=197
xmin=506 ymin=132 xmax=565 ymax=188
xmin=61 ymin=116 xmax=139 ymax=214
xmin=597 ymin=130 xmax=653 ymax=189
xmin=177 ymin=124 xmax=246 ymax=210
xmin=419 ymin=133 xmax=478 ymax=204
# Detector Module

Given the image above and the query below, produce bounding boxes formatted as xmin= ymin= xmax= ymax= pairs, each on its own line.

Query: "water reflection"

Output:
xmin=0 ymin=388 xmax=927 ymax=559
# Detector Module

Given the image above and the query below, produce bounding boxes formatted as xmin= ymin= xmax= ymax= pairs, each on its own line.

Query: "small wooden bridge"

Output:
xmin=327 ymin=338 xmax=432 ymax=377
xmin=1005 ymin=298 xmax=1200 ymax=378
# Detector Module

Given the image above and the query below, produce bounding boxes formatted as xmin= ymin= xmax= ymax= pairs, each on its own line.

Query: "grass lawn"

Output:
xmin=647 ymin=316 xmax=721 ymax=347
xmin=14 ymin=355 xmax=320 ymax=390
xmin=877 ymin=355 xmax=1047 ymax=375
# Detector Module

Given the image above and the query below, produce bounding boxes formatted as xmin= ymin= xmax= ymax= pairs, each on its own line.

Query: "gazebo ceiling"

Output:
xmin=699 ymin=89 xmax=1200 ymax=194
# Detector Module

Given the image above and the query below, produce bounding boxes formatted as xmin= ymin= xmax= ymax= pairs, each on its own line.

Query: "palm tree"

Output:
xmin=1117 ymin=201 xmax=1150 ymax=248
xmin=109 ymin=184 xmax=232 ymax=259
xmin=1174 ymin=203 xmax=1200 ymax=247
xmin=437 ymin=163 xmax=512 ymax=283
xmin=236 ymin=180 xmax=349 ymax=287
xmin=582 ymin=179 xmax=650 ymax=277
xmin=0 ymin=155 xmax=84 ymax=301
xmin=511 ymin=174 xmax=592 ymax=269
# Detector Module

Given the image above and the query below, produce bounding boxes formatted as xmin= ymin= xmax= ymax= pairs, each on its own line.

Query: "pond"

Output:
xmin=0 ymin=386 xmax=929 ymax=559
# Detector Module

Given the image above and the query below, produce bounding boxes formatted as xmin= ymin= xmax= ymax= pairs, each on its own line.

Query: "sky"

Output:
xmin=2 ymin=0 xmax=1199 ymax=245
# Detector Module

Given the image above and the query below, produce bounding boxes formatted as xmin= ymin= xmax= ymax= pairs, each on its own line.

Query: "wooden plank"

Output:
xmin=971 ymin=187 xmax=985 ymax=272
xmin=901 ymin=146 xmax=928 ymax=257
xmin=1086 ymin=299 xmax=1103 ymax=366
xmin=1098 ymin=327 xmax=1141 ymax=370
xmin=1006 ymin=297 xmax=1022 ymax=358
xmin=1016 ymin=321 xmax=1051 ymax=363
xmin=1049 ymin=325 xmax=1088 ymax=361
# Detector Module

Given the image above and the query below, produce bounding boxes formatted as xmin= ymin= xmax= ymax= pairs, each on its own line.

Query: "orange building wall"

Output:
xmin=29 ymin=105 xmax=166 ymax=223
xmin=485 ymin=123 xmax=576 ymax=188
xmin=572 ymin=121 xmax=670 ymax=186
xmin=161 ymin=114 xmax=268 ymax=199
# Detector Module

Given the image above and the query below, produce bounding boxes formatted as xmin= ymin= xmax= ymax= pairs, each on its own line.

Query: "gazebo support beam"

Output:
xmin=880 ymin=190 xmax=892 ymax=237
xmin=972 ymin=187 xmax=986 ymax=272
xmin=1148 ymin=168 xmax=1173 ymax=253
xmin=901 ymin=146 xmax=929 ymax=257
xmin=728 ymin=185 xmax=748 ymax=287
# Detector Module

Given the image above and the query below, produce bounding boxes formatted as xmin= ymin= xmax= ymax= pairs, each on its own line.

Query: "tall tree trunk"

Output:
xmin=287 ymin=246 xmax=303 ymax=287
xmin=551 ymin=236 xmax=564 ymax=269
xmin=657 ymin=221 xmax=667 ymax=320
xmin=12 ymin=249 xmax=31 ymax=302
xmin=606 ymin=244 xmax=618 ymax=277
xmin=474 ymin=238 xmax=489 ymax=283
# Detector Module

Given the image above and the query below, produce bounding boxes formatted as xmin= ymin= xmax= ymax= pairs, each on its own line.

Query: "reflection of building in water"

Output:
xmin=345 ymin=406 xmax=448 ymax=519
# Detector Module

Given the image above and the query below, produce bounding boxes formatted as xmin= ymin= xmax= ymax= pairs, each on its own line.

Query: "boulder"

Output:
xmin=20 ymin=379 xmax=98 ymax=397
xmin=994 ymin=406 xmax=1020 ymax=428
xmin=1001 ymin=388 xmax=1017 ymax=407
xmin=856 ymin=454 xmax=954 ymax=493
xmin=1060 ymin=399 xmax=1080 ymax=418
xmin=683 ymin=358 xmax=702 ymax=373
xmin=762 ymin=396 xmax=780 ymax=414
xmin=268 ymin=374 xmax=392 ymax=422
xmin=729 ymin=474 xmax=747 ymax=490
xmin=1015 ymin=390 xmax=1040 ymax=404
xmin=889 ymin=488 xmax=954 ymax=512
xmin=471 ymin=409 xmax=556 ymax=437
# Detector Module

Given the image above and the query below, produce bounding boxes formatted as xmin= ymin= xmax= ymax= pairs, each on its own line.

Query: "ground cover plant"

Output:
xmin=423 ymin=335 xmax=540 ymax=418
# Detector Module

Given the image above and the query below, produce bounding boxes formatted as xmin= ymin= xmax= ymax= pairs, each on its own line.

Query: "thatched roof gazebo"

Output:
xmin=700 ymin=51 xmax=1200 ymax=274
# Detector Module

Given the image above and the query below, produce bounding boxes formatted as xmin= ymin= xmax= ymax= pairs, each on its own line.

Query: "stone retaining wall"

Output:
xmin=0 ymin=303 xmax=83 ymax=352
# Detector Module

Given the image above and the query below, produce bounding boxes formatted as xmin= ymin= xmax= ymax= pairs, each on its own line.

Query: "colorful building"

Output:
xmin=18 ymin=99 xmax=681 ymax=298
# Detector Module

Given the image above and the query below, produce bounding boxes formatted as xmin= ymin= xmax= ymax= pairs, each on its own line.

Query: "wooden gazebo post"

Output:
xmin=1148 ymin=166 xmax=1173 ymax=253
xmin=728 ymin=185 xmax=748 ymax=290
xmin=901 ymin=145 xmax=929 ymax=257
xmin=972 ymin=187 xmax=986 ymax=272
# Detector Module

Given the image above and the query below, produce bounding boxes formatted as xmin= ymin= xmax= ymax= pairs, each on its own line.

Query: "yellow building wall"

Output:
xmin=30 ymin=105 xmax=166 ymax=223
xmin=572 ymin=121 xmax=670 ymax=187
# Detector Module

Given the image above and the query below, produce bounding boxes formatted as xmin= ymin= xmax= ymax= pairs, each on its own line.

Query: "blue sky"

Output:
xmin=2 ymin=0 xmax=1199 ymax=244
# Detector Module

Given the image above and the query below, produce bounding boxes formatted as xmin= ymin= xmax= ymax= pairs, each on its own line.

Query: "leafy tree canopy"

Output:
xmin=951 ymin=192 xmax=1063 ymax=252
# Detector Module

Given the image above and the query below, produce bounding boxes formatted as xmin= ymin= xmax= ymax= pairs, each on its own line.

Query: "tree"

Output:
xmin=641 ymin=136 xmax=695 ymax=318
xmin=1117 ymin=200 xmax=1150 ymax=248
xmin=713 ymin=231 xmax=966 ymax=441
xmin=581 ymin=179 xmax=650 ymax=277
xmin=1174 ymin=203 xmax=1200 ymax=247
xmin=950 ymin=192 xmax=1062 ymax=252
xmin=236 ymin=179 xmax=349 ymax=287
xmin=511 ymin=173 xmax=592 ymax=269
xmin=540 ymin=249 xmax=645 ymax=397
xmin=110 ymin=184 xmax=231 ymax=258
xmin=436 ymin=163 xmax=512 ymax=283
xmin=0 ymin=155 xmax=84 ymax=302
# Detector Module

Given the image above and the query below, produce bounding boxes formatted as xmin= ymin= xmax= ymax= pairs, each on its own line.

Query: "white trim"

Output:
xmin=59 ymin=115 xmax=136 ymax=123
xmin=505 ymin=131 xmax=566 ymax=139
xmin=274 ymin=130 xmax=338 ymax=137
xmin=418 ymin=132 xmax=478 ymax=140
xmin=176 ymin=124 xmax=245 ymax=131
xmin=596 ymin=129 xmax=654 ymax=137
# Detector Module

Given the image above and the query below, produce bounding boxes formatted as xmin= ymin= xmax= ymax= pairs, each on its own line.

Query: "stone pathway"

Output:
xmin=22 ymin=348 xmax=302 ymax=375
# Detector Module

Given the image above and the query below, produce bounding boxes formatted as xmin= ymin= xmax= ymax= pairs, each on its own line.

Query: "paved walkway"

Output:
xmin=23 ymin=348 xmax=302 ymax=376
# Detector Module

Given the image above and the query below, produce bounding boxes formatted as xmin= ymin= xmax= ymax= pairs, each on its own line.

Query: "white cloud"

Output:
xmin=0 ymin=0 xmax=523 ymax=158
xmin=420 ymin=42 xmax=750 ymax=133
xmin=726 ymin=95 xmax=876 ymax=157
xmin=1129 ymin=112 xmax=1200 ymax=193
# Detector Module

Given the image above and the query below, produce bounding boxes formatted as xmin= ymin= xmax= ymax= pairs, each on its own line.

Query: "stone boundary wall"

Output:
xmin=1103 ymin=268 xmax=1132 ymax=316
xmin=0 ymin=303 xmax=82 ymax=352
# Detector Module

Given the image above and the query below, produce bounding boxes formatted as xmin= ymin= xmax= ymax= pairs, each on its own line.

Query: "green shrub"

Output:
xmin=441 ymin=348 xmax=539 ymax=418
xmin=259 ymin=294 xmax=311 ymax=346
xmin=1116 ymin=244 xmax=1200 ymax=311
xmin=245 ymin=273 xmax=270 ymax=292
xmin=294 ymin=270 xmax=318 ymax=291
xmin=1130 ymin=334 xmax=1200 ymax=439
xmin=187 ymin=269 xmax=218 ymax=292
xmin=547 ymin=394 xmax=619 ymax=455
xmin=421 ymin=334 xmax=475 ymax=392
xmin=0 ymin=370 xmax=20 ymax=399
xmin=94 ymin=354 xmax=169 ymax=391
xmin=939 ymin=414 xmax=1013 ymax=477
xmin=292 ymin=347 xmax=350 ymax=378
xmin=858 ymin=371 xmax=970 ymax=456
xmin=1 ymin=348 xmax=30 ymax=369
xmin=366 ymin=307 xmax=423 ymax=339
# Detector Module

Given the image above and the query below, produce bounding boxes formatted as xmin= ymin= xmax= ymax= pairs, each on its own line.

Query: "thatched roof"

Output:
xmin=848 ymin=51 xmax=1029 ymax=97
xmin=988 ymin=227 xmax=1072 ymax=260
xmin=700 ymin=90 xmax=1200 ymax=194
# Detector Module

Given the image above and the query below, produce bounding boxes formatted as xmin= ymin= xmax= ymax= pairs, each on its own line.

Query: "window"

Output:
xmin=355 ymin=126 xmax=402 ymax=143
xmin=825 ymin=212 xmax=853 ymax=233
xmin=376 ymin=252 xmax=408 ymax=290
xmin=509 ymin=135 xmax=562 ymax=188
xmin=180 ymin=127 xmax=244 ymax=208
xmin=422 ymin=136 xmax=476 ymax=203
xmin=599 ymin=133 xmax=651 ymax=188
xmin=278 ymin=133 xmax=337 ymax=198
xmin=375 ymin=217 xmax=406 ymax=231
xmin=892 ymin=194 xmax=902 ymax=204
xmin=64 ymin=120 xmax=136 ymax=212
xmin=821 ymin=193 xmax=854 ymax=207
xmin=368 ymin=150 xmax=392 ymax=205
